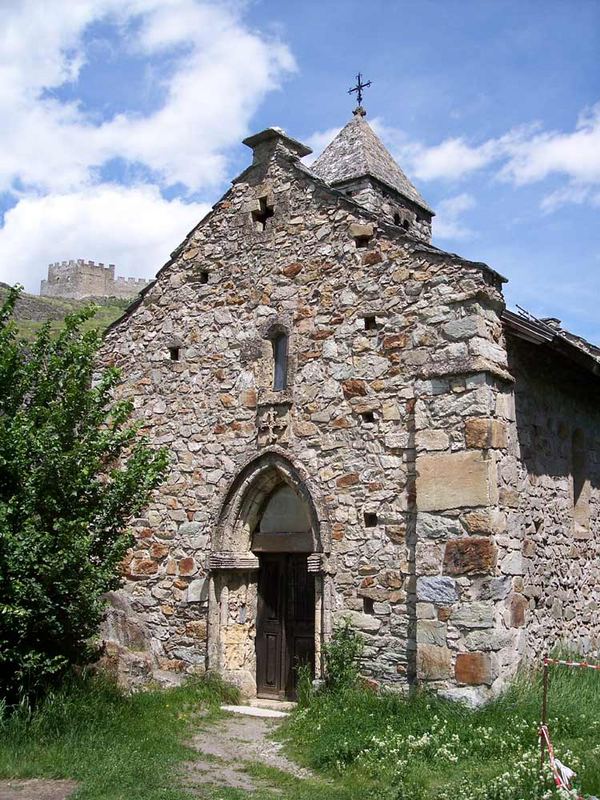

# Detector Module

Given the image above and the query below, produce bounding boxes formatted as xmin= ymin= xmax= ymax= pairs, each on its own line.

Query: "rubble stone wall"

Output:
xmin=502 ymin=336 xmax=600 ymax=660
xmin=98 ymin=133 xmax=549 ymax=701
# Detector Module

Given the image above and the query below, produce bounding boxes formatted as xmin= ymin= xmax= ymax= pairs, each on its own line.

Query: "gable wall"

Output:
xmin=100 ymin=143 xmax=515 ymax=697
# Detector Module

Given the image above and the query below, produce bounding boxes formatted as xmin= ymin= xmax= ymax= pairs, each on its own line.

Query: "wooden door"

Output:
xmin=256 ymin=554 xmax=315 ymax=700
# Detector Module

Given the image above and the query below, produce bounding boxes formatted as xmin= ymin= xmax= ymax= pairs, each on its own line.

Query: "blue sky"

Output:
xmin=0 ymin=0 xmax=599 ymax=341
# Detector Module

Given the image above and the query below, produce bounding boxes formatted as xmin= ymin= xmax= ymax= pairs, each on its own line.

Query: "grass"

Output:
xmin=2 ymin=664 xmax=599 ymax=800
xmin=280 ymin=663 xmax=600 ymax=800
xmin=0 ymin=672 xmax=239 ymax=800
xmin=14 ymin=300 xmax=128 ymax=340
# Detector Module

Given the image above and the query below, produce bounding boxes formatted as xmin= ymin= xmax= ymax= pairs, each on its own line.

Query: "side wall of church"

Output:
xmin=499 ymin=336 xmax=600 ymax=659
xmin=100 ymin=139 xmax=519 ymax=699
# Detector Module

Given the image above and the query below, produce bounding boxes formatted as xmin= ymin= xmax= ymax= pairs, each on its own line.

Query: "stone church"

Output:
xmin=101 ymin=103 xmax=600 ymax=705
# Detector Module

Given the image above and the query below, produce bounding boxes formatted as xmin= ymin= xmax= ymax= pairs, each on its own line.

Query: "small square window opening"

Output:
xmin=355 ymin=235 xmax=370 ymax=249
xmin=364 ymin=512 xmax=378 ymax=528
xmin=363 ymin=597 xmax=375 ymax=615
xmin=168 ymin=346 xmax=180 ymax=361
xmin=252 ymin=196 xmax=274 ymax=231
xmin=364 ymin=315 xmax=378 ymax=331
xmin=361 ymin=411 xmax=375 ymax=424
xmin=199 ymin=271 xmax=209 ymax=284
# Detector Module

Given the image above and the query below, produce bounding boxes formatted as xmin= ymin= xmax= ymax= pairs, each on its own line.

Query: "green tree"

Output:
xmin=0 ymin=287 xmax=168 ymax=704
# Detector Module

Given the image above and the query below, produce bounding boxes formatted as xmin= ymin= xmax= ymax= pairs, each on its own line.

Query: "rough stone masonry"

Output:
xmin=100 ymin=107 xmax=600 ymax=705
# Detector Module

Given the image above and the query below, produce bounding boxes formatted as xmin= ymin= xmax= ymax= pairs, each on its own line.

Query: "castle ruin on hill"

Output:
xmin=40 ymin=260 xmax=150 ymax=301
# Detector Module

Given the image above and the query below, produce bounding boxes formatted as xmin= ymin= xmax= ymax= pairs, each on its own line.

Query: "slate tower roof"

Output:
xmin=311 ymin=108 xmax=433 ymax=215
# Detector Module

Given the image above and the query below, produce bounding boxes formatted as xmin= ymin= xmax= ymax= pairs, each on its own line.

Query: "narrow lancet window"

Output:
xmin=272 ymin=333 xmax=288 ymax=391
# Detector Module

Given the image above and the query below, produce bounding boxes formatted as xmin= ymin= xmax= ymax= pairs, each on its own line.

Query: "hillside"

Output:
xmin=0 ymin=283 xmax=130 ymax=338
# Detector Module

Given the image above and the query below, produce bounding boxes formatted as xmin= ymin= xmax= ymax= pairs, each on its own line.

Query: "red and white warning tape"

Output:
xmin=540 ymin=724 xmax=582 ymax=797
xmin=545 ymin=657 xmax=600 ymax=671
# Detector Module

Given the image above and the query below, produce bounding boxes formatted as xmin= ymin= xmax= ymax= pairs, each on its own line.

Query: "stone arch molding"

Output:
xmin=212 ymin=448 xmax=331 ymax=555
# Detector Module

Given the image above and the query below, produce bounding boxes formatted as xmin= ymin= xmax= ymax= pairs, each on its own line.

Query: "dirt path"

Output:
xmin=185 ymin=710 xmax=311 ymax=794
xmin=0 ymin=780 xmax=77 ymax=800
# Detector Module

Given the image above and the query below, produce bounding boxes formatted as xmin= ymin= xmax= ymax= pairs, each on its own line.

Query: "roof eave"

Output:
xmin=502 ymin=309 xmax=600 ymax=379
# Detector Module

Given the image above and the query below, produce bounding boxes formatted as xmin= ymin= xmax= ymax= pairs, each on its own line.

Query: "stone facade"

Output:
xmin=40 ymin=260 xmax=149 ymax=300
xmin=99 ymin=114 xmax=600 ymax=704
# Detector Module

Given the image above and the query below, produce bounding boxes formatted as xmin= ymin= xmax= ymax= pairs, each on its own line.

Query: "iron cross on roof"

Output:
xmin=348 ymin=72 xmax=372 ymax=108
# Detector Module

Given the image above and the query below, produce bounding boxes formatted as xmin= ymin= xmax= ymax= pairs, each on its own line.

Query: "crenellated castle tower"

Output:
xmin=40 ymin=260 xmax=150 ymax=301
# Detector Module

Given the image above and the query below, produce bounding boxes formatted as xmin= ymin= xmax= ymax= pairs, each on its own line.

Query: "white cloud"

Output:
xmin=302 ymin=126 xmax=342 ymax=166
xmin=409 ymin=138 xmax=502 ymax=182
xmin=368 ymin=108 xmax=600 ymax=212
xmin=0 ymin=185 xmax=209 ymax=293
xmin=0 ymin=0 xmax=295 ymax=290
xmin=433 ymin=193 xmax=476 ymax=241
xmin=500 ymin=104 xmax=600 ymax=186
xmin=0 ymin=0 xmax=296 ymax=194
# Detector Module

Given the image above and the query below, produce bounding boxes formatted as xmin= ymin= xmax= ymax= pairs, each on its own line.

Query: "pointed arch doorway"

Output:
xmin=208 ymin=452 xmax=331 ymax=702
xmin=253 ymin=485 xmax=315 ymax=699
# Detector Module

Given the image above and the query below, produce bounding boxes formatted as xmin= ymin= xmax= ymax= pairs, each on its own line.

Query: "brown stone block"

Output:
xmin=178 ymin=557 xmax=198 ymax=576
xmin=417 ymin=644 xmax=453 ymax=681
xmin=382 ymin=570 xmax=403 ymax=589
xmin=282 ymin=261 xmax=303 ymax=278
xmin=385 ymin=525 xmax=406 ymax=543
xmin=240 ymin=389 xmax=257 ymax=408
xmin=382 ymin=333 xmax=408 ymax=350
xmin=185 ymin=620 xmax=207 ymax=639
xmin=342 ymin=379 xmax=367 ymax=398
xmin=332 ymin=523 xmax=345 ymax=541
xmin=150 ymin=542 xmax=170 ymax=560
xmin=437 ymin=607 xmax=452 ymax=622
xmin=363 ymin=250 xmax=383 ymax=266
xmin=331 ymin=416 xmax=352 ymax=429
xmin=294 ymin=421 xmax=318 ymax=437
xmin=499 ymin=488 xmax=520 ymax=508
xmin=508 ymin=593 xmax=527 ymax=627
xmin=166 ymin=559 xmax=177 ymax=575
xmin=443 ymin=538 xmax=497 ymax=576
xmin=462 ymin=511 xmax=492 ymax=534
xmin=312 ymin=329 xmax=332 ymax=340
xmin=522 ymin=539 xmax=536 ymax=557
xmin=465 ymin=418 xmax=508 ymax=449
xmin=336 ymin=472 xmax=360 ymax=488
xmin=182 ymin=247 xmax=199 ymax=261
xmin=349 ymin=222 xmax=374 ymax=239
xmin=455 ymin=652 xmax=492 ymax=686
xmin=128 ymin=558 xmax=158 ymax=577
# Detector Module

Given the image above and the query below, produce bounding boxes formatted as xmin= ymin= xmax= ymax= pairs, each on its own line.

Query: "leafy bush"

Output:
xmin=0 ymin=287 xmax=168 ymax=705
xmin=323 ymin=618 xmax=364 ymax=692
